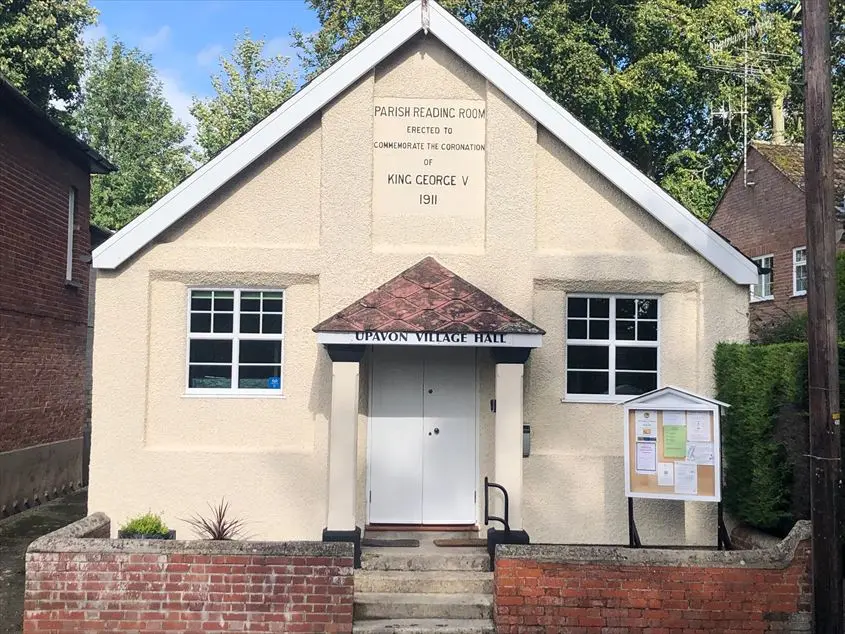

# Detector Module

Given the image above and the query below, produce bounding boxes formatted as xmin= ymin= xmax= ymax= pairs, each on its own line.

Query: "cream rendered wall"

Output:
xmin=89 ymin=34 xmax=748 ymax=543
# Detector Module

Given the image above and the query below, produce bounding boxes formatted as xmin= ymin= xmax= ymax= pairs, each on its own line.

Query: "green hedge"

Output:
xmin=715 ymin=342 xmax=808 ymax=533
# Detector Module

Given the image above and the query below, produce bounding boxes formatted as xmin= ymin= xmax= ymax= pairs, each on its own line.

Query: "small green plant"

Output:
xmin=183 ymin=499 xmax=248 ymax=540
xmin=119 ymin=512 xmax=172 ymax=538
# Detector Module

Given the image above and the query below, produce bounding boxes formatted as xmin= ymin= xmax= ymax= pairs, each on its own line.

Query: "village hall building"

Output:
xmin=89 ymin=0 xmax=757 ymax=547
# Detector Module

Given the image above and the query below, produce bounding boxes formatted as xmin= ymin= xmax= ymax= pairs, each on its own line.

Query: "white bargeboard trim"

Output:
xmin=92 ymin=0 xmax=757 ymax=286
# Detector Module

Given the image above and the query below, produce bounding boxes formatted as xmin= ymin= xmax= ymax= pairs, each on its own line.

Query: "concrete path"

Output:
xmin=0 ymin=489 xmax=87 ymax=633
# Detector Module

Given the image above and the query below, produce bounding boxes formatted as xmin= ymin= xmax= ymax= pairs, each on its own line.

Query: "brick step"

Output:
xmin=354 ymin=570 xmax=493 ymax=594
xmin=352 ymin=618 xmax=495 ymax=633
xmin=354 ymin=592 xmax=493 ymax=620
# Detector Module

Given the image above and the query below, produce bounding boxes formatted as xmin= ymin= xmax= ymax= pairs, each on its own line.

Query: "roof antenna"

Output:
xmin=421 ymin=0 xmax=430 ymax=34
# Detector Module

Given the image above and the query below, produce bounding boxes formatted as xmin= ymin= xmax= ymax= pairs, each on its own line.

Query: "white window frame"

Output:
xmin=65 ymin=187 xmax=76 ymax=282
xmin=184 ymin=287 xmax=286 ymax=398
xmin=792 ymin=247 xmax=807 ymax=297
xmin=563 ymin=293 xmax=661 ymax=404
xmin=750 ymin=254 xmax=774 ymax=302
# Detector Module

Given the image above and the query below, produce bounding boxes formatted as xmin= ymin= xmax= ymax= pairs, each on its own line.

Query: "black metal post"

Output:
xmin=627 ymin=497 xmax=641 ymax=547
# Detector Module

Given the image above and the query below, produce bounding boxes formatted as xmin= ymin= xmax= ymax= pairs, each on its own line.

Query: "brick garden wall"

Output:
xmin=495 ymin=520 xmax=811 ymax=633
xmin=23 ymin=513 xmax=354 ymax=633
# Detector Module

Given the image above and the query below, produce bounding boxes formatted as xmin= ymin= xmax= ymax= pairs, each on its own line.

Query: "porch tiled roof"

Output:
xmin=313 ymin=257 xmax=545 ymax=335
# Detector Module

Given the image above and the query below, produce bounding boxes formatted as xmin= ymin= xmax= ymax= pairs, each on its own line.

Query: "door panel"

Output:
xmin=422 ymin=347 xmax=477 ymax=523
xmin=369 ymin=347 xmax=424 ymax=524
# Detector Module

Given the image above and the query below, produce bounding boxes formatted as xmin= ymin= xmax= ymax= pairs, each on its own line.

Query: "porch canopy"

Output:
xmin=313 ymin=256 xmax=544 ymax=348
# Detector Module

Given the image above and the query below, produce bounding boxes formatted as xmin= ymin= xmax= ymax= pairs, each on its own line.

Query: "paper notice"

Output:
xmin=675 ymin=462 xmax=698 ymax=495
xmin=687 ymin=411 xmax=712 ymax=442
xmin=663 ymin=424 xmax=687 ymax=458
xmin=686 ymin=442 xmax=715 ymax=465
xmin=658 ymin=462 xmax=674 ymax=486
xmin=635 ymin=410 xmax=658 ymax=439
xmin=662 ymin=411 xmax=686 ymax=426
xmin=636 ymin=442 xmax=657 ymax=473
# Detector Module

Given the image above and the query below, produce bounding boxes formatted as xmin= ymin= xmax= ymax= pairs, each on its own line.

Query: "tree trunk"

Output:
xmin=771 ymin=91 xmax=786 ymax=144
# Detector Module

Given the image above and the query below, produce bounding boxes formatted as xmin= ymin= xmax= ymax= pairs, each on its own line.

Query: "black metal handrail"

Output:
xmin=484 ymin=476 xmax=510 ymax=532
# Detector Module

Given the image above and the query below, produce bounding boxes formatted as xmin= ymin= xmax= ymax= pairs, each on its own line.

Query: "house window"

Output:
xmin=793 ymin=247 xmax=807 ymax=296
xmin=187 ymin=289 xmax=284 ymax=394
xmin=65 ymin=187 xmax=77 ymax=282
xmin=565 ymin=295 xmax=659 ymax=400
xmin=751 ymin=255 xmax=774 ymax=301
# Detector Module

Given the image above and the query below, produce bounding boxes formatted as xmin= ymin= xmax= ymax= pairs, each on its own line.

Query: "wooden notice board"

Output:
xmin=623 ymin=388 xmax=723 ymax=503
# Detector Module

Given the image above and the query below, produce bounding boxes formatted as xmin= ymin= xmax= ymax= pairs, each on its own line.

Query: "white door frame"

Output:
xmin=366 ymin=345 xmax=480 ymax=525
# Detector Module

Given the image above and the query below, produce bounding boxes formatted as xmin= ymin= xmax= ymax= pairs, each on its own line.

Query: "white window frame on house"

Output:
xmin=750 ymin=254 xmax=774 ymax=302
xmin=184 ymin=288 xmax=286 ymax=398
xmin=563 ymin=294 xmax=660 ymax=403
xmin=65 ymin=187 xmax=77 ymax=282
xmin=792 ymin=247 xmax=807 ymax=296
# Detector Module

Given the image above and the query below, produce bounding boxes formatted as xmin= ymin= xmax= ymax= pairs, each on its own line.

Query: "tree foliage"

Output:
xmin=0 ymin=0 xmax=97 ymax=109
xmin=190 ymin=32 xmax=297 ymax=162
xmin=73 ymin=39 xmax=193 ymax=230
xmin=294 ymin=0 xmax=839 ymax=220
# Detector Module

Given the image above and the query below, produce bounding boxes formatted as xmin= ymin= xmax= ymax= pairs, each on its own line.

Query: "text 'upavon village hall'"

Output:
xmin=88 ymin=0 xmax=758 ymax=551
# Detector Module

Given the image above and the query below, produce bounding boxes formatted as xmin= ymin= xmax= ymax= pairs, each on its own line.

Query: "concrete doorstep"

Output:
xmin=353 ymin=532 xmax=495 ymax=634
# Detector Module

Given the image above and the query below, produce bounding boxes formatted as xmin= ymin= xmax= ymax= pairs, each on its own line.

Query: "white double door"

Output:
xmin=369 ymin=346 xmax=477 ymax=525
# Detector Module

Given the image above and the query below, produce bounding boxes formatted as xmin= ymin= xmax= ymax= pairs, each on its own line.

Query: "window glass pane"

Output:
xmin=567 ymin=371 xmax=609 ymax=395
xmin=262 ymin=314 xmax=283 ymax=334
xmin=567 ymin=319 xmax=587 ymax=339
xmin=189 ymin=339 xmax=232 ymax=363
xmin=239 ymin=340 xmax=282 ymax=364
xmin=616 ymin=347 xmax=658 ymax=371
xmin=796 ymin=248 xmax=806 ymax=264
xmin=615 ymin=372 xmax=657 ymax=395
xmin=588 ymin=319 xmax=609 ymax=340
xmin=568 ymin=297 xmax=587 ymax=318
xmin=189 ymin=364 xmax=232 ymax=389
xmin=191 ymin=291 xmax=212 ymax=311
xmin=263 ymin=293 xmax=283 ymax=313
xmin=241 ymin=292 xmax=261 ymax=312
xmin=214 ymin=291 xmax=234 ymax=311
xmin=637 ymin=321 xmax=658 ymax=341
xmin=617 ymin=299 xmax=635 ymax=319
xmin=567 ymin=345 xmax=609 ymax=370
xmin=637 ymin=299 xmax=657 ymax=319
xmin=238 ymin=365 xmax=282 ymax=389
xmin=213 ymin=313 xmax=234 ymax=333
xmin=240 ymin=313 xmax=260 ymax=333
xmin=190 ymin=313 xmax=211 ymax=333
xmin=796 ymin=265 xmax=807 ymax=293
xmin=616 ymin=320 xmax=635 ymax=340
xmin=589 ymin=298 xmax=609 ymax=318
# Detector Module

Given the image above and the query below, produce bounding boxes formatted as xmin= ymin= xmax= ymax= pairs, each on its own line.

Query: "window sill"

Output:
xmin=750 ymin=296 xmax=774 ymax=304
xmin=561 ymin=395 xmax=628 ymax=405
xmin=182 ymin=392 xmax=286 ymax=399
xmin=792 ymin=291 xmax=807 ymax=298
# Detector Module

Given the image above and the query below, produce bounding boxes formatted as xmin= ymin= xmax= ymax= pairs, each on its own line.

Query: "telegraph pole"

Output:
xmin=803 ymin=0 xmax=842 ymax=631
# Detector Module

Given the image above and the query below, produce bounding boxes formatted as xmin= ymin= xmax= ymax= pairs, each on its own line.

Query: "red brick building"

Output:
xmin=0 ymin=77 xmax=114 ymax=516
xmin=709 ymin=142 xmax=845 ymax=336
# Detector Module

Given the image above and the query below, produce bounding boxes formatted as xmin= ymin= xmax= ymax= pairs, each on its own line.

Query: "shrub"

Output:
xmin=119 ymin=512 xmax=172 ymax=538
xmin=183 ymin=499 xmax=248 ymax=540
xmin=715 ymin=342 xmax=808 ymax=534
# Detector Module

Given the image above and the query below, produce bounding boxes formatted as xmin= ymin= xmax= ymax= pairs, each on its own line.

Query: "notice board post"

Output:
xmin=623 ymin=387 xmax=730 ymax=549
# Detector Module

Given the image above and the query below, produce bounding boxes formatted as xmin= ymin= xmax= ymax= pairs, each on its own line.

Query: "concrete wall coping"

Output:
xmin=28 ymin=513 xmax=354 ymax=558
xmin=496 ymin=520 xmax=810 ymax=569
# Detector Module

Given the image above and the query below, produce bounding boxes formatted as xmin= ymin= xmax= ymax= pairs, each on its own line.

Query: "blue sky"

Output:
xmin=86 ymin=0 xmax=320 ymax=135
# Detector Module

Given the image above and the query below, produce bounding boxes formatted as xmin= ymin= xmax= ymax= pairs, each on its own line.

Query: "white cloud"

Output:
xmin=82 ymin=22 xmax=108 ymax=45
xmin=140 ymin=25 xmax=172 ymax=52
xmin=196 ymin=44 xmax=223 ymax=68
xmin=265 ymin=35 xmax=296 ymax=60
xmin=159 ymin=70 xmax=196 ymax=136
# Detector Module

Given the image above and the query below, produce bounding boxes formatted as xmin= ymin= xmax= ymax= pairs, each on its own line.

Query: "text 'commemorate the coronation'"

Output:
xmin=372 ymin=98 xmax=486 ymax=217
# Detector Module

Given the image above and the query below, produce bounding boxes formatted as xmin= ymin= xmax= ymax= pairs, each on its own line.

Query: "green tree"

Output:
xmin=73 ymin=39 xmax=193 ymax=230
xmin=190 ymin=32 xmax=297 ymax=161
xmin=0 ymin=0 xmax=97 ymax=108
xmin=294 ymin=0 xmax=806 ymax=220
